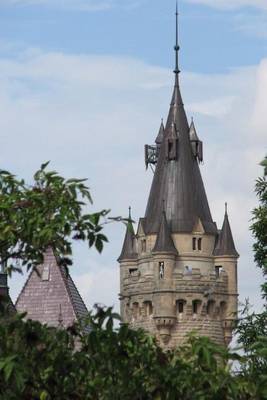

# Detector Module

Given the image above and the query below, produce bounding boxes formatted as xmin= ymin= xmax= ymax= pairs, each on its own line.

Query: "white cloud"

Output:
xmin=186 ymin=0 xmax=267 ymax=11
xmin=3 ymin=46 xmax=265 ymax=315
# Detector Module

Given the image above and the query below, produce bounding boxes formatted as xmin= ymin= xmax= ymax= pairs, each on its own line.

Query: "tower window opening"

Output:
xmin=177 ymin=300 xmax=186 ymax=314
xmin=207 ymin=300 xmax=215 ymax=316
xmin=215 ymin=266 xmax=222 ymax=279
xmin=198 ymin=238 xmax=202 ymax=250
xmin=129 ymin=268 xmax=138 ymax=275
xmin=141 ymin=239 xmax=146 ymax=253
xmin=192 ymin=300 xmax=201 ymax=314
xmin=159 ymin=262 xmax=165 ymax=279
xmin=192 ymin=237 xmax=196 ymax=250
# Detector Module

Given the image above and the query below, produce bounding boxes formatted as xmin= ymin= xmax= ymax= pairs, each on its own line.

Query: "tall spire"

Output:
xmin=174 ymin=2 xmax=180 ymax=80
xmin=144 ymin=7 xmax=216 ymax=236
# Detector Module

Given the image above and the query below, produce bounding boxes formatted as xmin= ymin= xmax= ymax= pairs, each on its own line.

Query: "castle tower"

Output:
xmin=118 ymin=8 xmax=239 ymax=348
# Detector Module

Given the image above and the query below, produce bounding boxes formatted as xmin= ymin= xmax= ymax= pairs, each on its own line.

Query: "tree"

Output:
xmin=0 ymin=162 xmax=110 ymax=275
xmin=251 ymin=156 xmax=267 ymax=300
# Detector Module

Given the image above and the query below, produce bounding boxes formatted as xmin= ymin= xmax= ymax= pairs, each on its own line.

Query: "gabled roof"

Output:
xmin=118 ymin=213 xmax=137 ymax=262
xmin=152 ymin=211 xmax=178 ymax=255
xmin=15 ymin=248 xmax=89 ymax=327
xmin=144 ymin=74 xmax=217 ymax=235
xmin=213 ymin=209 xmax=239 ymax=257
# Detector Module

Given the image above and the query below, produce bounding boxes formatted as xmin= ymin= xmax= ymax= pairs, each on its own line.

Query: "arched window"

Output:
xmin=184 ymin=265 xmax=192 ymax=275
xmin=207 ymin=300 xmax=215 ymax=316
xmin=220 ymin=301 xmax=227 ymax=319
xmin=198 ymin=238 xmax=202 ymax=250
xmin=177 ymin=300 xmax=186 ymax=314
xmin=192 ymin=300 xmax=201 ymax=314
xmin=192 ymin=237 xmax=196 ymax=250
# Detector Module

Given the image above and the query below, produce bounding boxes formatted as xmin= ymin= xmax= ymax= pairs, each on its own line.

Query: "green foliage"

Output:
xmin=0 ymin=163 xmax=109 ymax=274
xmin=1 ymin=307 xmax=266 ymax=400
xmin=251 ymin=156 xmax=267 ymax=299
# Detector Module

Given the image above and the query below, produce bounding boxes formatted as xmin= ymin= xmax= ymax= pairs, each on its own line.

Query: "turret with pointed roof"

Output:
xmin=118 ymin=207 xmax=137 ymax=262
xmin=214 ymin=204 xmax=239 ymax=257
xmin=119 ymin=6 xmax=239 ymax=348
xmin=152 ymin=210 xmax=178 ymax=255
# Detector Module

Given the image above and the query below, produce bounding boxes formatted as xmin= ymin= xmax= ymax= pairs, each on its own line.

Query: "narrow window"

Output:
xmin=215 ymin=266 xmax=222 ymax=279
xmin=192 ymin=300 xmax=201 ymax=314
xmin=198 ymin=238 xmax=202 ymax=250
xmin=192 ymin=237 xmax=196 ymax=250
xmin=141 ymin=239 xmax=146 ymax=252
xmin=207 ymin=300 xmax=215 ymax=316
xmin=144 ymin=301 xmax=153 ymax=316
xmin=177 ymin=300 xmax=185 ymax=314
xmin=159 ymin=262 xmax=164 ymax=279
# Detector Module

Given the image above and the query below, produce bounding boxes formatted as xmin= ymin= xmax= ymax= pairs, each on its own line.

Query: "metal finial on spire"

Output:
xmin=174 ymin=1 xmax=180 ymax=77
xmin=225 ymin=202 xmax=228 ymax=215
xmin=128 ymin=206 xmax=132 ymax=220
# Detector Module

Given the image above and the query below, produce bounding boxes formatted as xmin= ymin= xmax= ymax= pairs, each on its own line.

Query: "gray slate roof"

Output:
xmin=16 ymin=248 xmax=89 ymax=327
xmin=144 ymin=76 xmax=217 ymax=235
xmin=118 ymin=219 xmax=137 ymax=262
xmin=213 ymin=212 xmax=239 ymax=257
xmin=152 ymin=211 xmax=178 ymax=254
xmin=155 ymin=120 xmax=165 ymax=145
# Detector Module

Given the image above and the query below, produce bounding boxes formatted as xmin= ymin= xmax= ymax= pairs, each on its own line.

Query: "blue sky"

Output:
xmin=0 ymin=0 xmax=266 ymax=316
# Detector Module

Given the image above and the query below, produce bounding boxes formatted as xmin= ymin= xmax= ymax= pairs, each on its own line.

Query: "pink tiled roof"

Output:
xmin=16 ymin=248 xmax=88 ymax=328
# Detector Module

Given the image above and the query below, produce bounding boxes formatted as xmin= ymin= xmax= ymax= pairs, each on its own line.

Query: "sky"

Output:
xmin=0 ymin=0 xmax=266 ymax=315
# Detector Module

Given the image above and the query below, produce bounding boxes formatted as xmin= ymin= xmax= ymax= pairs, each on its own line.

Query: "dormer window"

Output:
xmin=166 ymin=139 xmax=178 ymax=160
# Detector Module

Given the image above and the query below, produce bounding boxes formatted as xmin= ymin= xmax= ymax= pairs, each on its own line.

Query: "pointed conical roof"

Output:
xmin=155 ymin=119 xmax=165 ymax=145
xmin=144 ymin=8 xmax=216 ymax=235
xmin=153 ymin=211 xmax=178 ymax=254
xmin=213 ymin=205 xmax=239 ymax=257
xmin=118 ymin=208 xmax=137 ymax=262
xmin=189 ymin=118 xmax=199 ymax=141
xmin=15 ymin=248 xmax=89 ymax=327
xmin=144 ymin=75 xmax=216 ymax=235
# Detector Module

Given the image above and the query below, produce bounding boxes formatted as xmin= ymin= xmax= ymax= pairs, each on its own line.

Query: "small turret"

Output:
xmin=189 ymin=118 xmax=203 ymax=163
xmin=118 ymin=207 xmax=137 ymax=262
xmin=213 ymin=203 xmax=239 ymax=257
xmin=213 ymin=203 xmax=239 ymax=345
xmin=0 ymin=264 xmax=16 ymax=314
xmin=145 ymin=119 xmax=165 ymax=169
